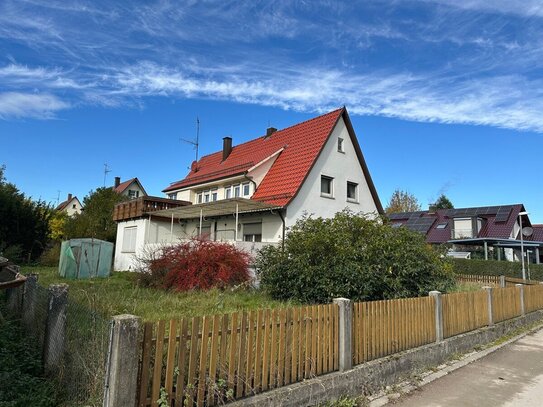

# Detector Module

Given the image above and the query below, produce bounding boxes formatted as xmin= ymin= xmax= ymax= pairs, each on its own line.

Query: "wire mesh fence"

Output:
xmin=4 ymin=278 xmax=111 ymax=406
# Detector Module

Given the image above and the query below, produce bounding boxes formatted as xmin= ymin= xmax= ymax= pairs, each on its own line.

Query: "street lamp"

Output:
xmin=518 ymin=211 xmax=529 ymax=281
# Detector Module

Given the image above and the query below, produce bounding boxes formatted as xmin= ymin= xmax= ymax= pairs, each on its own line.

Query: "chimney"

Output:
xmin=266 ymin=127 xmax=277 ymax=137
xmin=191 ymin=160 xmax=198 ymax=172
xmin=67 ymin=193 xmax=72 ymax=201
xmin=114 ymin=176 xmax=121 ymax=188
xmin=222 ymin=136 xmax=232 ymax=161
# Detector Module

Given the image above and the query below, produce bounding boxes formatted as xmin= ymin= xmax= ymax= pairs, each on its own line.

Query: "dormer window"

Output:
xmin=338 ymin=138 xmax=345 ymax=153
xmin=321 ymin=175 xmax=334 ymax=198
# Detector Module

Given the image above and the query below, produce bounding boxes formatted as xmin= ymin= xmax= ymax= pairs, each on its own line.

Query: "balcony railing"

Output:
xmin=113 ymin=196 xmax=190 ymax=222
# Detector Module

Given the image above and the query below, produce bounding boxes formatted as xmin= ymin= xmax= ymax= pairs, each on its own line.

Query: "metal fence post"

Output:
xmin=516 ymin=284 xmax=525 ymax=316
xmin=429 ymin=291 xmax=443 ymax=342
xmin=43 ymin=284 xmax=68 ymax=374
xmin=22 ymin=273 xmax=39 ymax=332
xmin=482 ymin=286 xmax=494 ymax=325
xmin=103 ymin=314 xmax=140 ymax=407
xmin=333 ymin=298 xmax=352 ymax=372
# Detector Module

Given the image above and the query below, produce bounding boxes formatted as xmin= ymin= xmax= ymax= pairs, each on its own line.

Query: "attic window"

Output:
xmin=338 ymin=138 xmax=345 ymax=153
xmin=436 ymin=223 xmax=447 ymax=229
xmin=320 ymin=175 xmax=334 ymax=198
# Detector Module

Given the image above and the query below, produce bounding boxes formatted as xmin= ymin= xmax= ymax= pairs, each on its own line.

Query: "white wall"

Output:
xmin=64 ymin=198 xmax=82 ymax=217
xmin=285 ymin=117 xmax=378 ymax=226
xmin=114 ymin=218 xmax=148 ymax=271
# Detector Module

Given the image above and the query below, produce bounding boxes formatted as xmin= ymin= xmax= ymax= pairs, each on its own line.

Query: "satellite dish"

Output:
xmin=522 ymin=226 xmax=534 ymax=237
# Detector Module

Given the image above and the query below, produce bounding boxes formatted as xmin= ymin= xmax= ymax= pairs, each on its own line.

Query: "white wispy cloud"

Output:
xmin=0 ymin=92 xmax=69 ymax=119
xmin=1 ymin=0 xmax=543 ymax=133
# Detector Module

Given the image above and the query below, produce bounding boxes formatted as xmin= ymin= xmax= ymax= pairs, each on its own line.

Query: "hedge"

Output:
xmin=452 ymin=258 xmax=543 ymax=281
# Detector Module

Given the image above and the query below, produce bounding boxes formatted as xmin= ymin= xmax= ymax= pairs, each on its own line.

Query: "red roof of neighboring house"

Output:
xmin=163 ymin=108 xmax=383 ymax=211
xmin=55 ymin=196 xmax=80 ymax=211
xmin=389 ymin=204 xmax=528 ymax=243
xmin=114 ymin=178 xmax=147 ymax=196
xmin=532 ymin=225 xmax=543 ymax=242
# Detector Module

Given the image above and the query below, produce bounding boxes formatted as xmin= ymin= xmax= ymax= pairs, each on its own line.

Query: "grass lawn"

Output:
xmin=20 ymin=266 xmax=292 ymax=321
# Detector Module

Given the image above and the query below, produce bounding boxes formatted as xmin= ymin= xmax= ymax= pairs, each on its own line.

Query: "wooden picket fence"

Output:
xmin=137 ymin=304 xmax=339 ymax=407
xmin=524 ymin=285 xmax=543 ymax=313
xmin=493 ymin=286 xmax=522 ymax=323
xmin=352 ymin=296 xmax=435 ymax=364
xmin=456 ymin=274 xmax=501 ymax=286
xmin=442 ymin=291 xmax=489 ymax=338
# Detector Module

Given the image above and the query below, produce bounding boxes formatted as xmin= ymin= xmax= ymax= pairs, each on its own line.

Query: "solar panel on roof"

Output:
xmin=495 ymin=206 xmax=512 ymax=223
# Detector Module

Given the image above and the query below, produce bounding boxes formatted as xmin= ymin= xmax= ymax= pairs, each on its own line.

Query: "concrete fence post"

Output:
xmin=103 ymin=314 xmax=141 ymax=407
xmin=22 ymin=273 xmax=39 ymax=332
xmin=482 ymin=286 xmax=494 ymax=325
xmin=333 ymin=298 xmax=352 ymax=372
xmin=499 ymin=275 xmax=506 ymax=288
xmin=43 ymin=284 xmax=68 ymax=374
xmin=515 ymin=284 xmax=525 ymax=316
xmin=429 ymin=291 xmax=443 ymax=342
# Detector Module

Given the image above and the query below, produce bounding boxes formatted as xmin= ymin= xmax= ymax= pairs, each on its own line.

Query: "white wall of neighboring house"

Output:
xmin=64 ymin=198 xmax=83 ymax=216
xmin=286 ymin=117 xmax=378 ymax=226
xmin=114 ymin=218 xmax=148 ymax=271
xmin=121 ymin=182 xmax=146 ymax=199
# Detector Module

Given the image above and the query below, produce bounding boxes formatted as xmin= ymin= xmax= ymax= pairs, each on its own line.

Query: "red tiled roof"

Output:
xmin=55 ymin=197 xmax=80 ymax=211
xmin=163 ymin=108 xmax=382 ymax=210
xmin=114 ymin=178 xmax=136 ymax=193
xmin=530 ymin=225 xmax=543 ymax=242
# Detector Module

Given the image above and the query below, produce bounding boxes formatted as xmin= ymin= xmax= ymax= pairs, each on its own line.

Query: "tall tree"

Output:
xmin=64 ymin=187 xmax=127 ymax=242
xmin=0 ymin=165 xmax=52 ymax=262
xmin=431 ymin=194 xmax=454 ymax=210
xmin=385 ymin=189 xmax=421 ymax=214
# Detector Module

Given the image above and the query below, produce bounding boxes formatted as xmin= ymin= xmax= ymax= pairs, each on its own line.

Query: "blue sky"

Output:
xmin=1 ymin=0 xmax=542 ymax=222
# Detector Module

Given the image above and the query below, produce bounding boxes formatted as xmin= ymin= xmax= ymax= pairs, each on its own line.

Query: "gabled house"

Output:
xmin=388 ymin=204 xmax=543 ymax=264
xmin=55 ymin=193 xmax=82 ymax=216
xmin=113 ymin=177 xmax=147 ymax=199
xmin=113 ymin=107 xmax=383 ymax=270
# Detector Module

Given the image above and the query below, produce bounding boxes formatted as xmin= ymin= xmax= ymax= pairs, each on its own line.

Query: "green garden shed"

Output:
xmin=59 ymin=238 xmax=113 ymax=279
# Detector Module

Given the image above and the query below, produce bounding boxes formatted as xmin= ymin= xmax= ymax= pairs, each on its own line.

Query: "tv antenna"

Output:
xmin=103 ymin=163 xmax=111 ymax=187
xmin=180 ymin=117 xmax=200 ymax=164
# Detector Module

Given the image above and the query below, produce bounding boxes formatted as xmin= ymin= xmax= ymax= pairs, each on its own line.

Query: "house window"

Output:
xmin=122 ymin=227 xmax=137 ymax=253
xmin=72 ymin=204 xmax=77 ymax=209
xmin=320 ymin=175 xmax=334 ymax=197
xmin=436 ymin=223 xmax=447 ymax=229
xmin=197 ymin=193 xmax=203 ymax=204
xmin=234 ymin=185 xmax=241 ymax=197
xmin=211 ymin=189 xmax=218 ymax=201
xmin=242 ymin=182 xmax=250 ymax=196
xmin=168 ymin=193 xmax=177 ymax=200
xmin=243 ymin=222 xmax=262 ymax=242
xmin=453 ymin=218 xmax=472 ymax=239
xmin=225 ymin=187 xmax=232 ymax=199
xmin=338 ymin=138 xmax=345 ymax=153
xmin=347 ymin=181 xmax=358 ymax=202
xmin=128 ymin=190 xmax=139 ymax=199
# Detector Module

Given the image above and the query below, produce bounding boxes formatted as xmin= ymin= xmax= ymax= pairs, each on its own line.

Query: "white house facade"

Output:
xmin=113 ymin=107 xmax=383 ymax=271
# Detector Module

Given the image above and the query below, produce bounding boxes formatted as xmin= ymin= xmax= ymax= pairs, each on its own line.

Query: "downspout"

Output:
xmin=271 ymin=208 xmax=286 ymax=251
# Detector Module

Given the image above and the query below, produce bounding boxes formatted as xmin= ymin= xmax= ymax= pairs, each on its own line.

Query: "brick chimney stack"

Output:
xmin=114 ymin=177 xmax=121 ymax=188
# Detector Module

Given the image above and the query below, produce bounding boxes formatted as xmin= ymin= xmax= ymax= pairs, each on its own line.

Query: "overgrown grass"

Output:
xmin=21 ymin=266 xmax=292 ymax=321
xmin=450 ymin=281 xmax=485 ymax=293
xmin=0 ymin=295 xmax=59 ymax=407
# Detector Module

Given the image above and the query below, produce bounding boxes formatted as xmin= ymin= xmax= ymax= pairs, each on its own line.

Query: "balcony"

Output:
xmin=113 ymin=196 xmax=191 ymax=222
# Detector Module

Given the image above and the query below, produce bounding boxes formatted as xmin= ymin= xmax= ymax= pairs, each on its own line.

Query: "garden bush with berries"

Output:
xmin=137 ymin=238 xmax=251 ymax=291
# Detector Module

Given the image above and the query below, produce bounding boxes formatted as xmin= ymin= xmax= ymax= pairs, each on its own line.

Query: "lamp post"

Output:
xmin=518 ymin=211 xmax=529 ymax=281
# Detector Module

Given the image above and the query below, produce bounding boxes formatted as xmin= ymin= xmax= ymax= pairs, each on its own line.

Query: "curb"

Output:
xmin=368 ymin=322 xmax=543 ymax=406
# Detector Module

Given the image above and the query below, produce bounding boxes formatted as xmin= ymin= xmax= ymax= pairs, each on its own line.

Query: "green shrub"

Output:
xmin=256 ymin=211 xmax=455 ymax=303
xmin=38 ymin=243 xmax=61 ymax=267
xmin=452 ymin=258 xmax=543 ymax=281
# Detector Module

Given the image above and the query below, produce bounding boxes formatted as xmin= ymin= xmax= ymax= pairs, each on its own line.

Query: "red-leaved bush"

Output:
xmin=137 ymin=238 xmax=251 ymax=291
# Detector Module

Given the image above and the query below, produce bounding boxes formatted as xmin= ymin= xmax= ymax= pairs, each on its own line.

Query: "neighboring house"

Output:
xmin=113 ymin=177 xmax=147 ymax=199
xmin=113 ymin=107 xmax=383 ymax=270
xmin=55 ymin=193 xmax=83 ymax=217
xmin=388 ymin=204 xmax=543 ymax=264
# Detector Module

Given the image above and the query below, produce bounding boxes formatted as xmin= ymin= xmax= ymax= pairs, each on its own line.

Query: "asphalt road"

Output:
xmin=388 ymin=328 xmax=543 ymax=407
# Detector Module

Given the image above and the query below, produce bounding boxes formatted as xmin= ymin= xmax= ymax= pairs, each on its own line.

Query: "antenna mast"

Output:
xmin=103 ymin=163 xmax=111 ymax=187
xmin=180 ymin=117 xmax=200 ymax=163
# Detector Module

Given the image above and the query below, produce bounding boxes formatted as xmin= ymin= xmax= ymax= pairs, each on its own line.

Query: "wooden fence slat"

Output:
xmin=245 ymin=311 xmax=256 ymax=395
xmin=197 ymin=316 xmax=211 ymax=407
xmin=175 ymin=318 xmax=189 ymax=406
xmin=261 ymin=309 xmax=271 ymax=391
xmin=284 ymin=308 xmax=293 ymax=385
xmin=269 ymin=309 xmax=279 ymax=388
xmin=290 ymin=307 xmax=299 ymax=382
xmin=138 ymin=322 xmax=153 ymax=407
xmin=165 ymin=319 xmax=178 ymax=404
xmin=254 ymin=310 xmax=264 ymax=393
xmin=186 ymin=317 xmax=201 ymax=407
xmin=151 ymin=320 xmax=166 ymax=407
xmin=327 ymin=305 xmax=333 ymax=372
xmin=207 ymin=315 xmax=221 ymax=406
xmin=228 ymin=312 xmax=239 ymax=396
xmin=236 ymin=311 xmax=248 ymax=398
xmin=277 ymin=308 xmax=287 ymax=387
